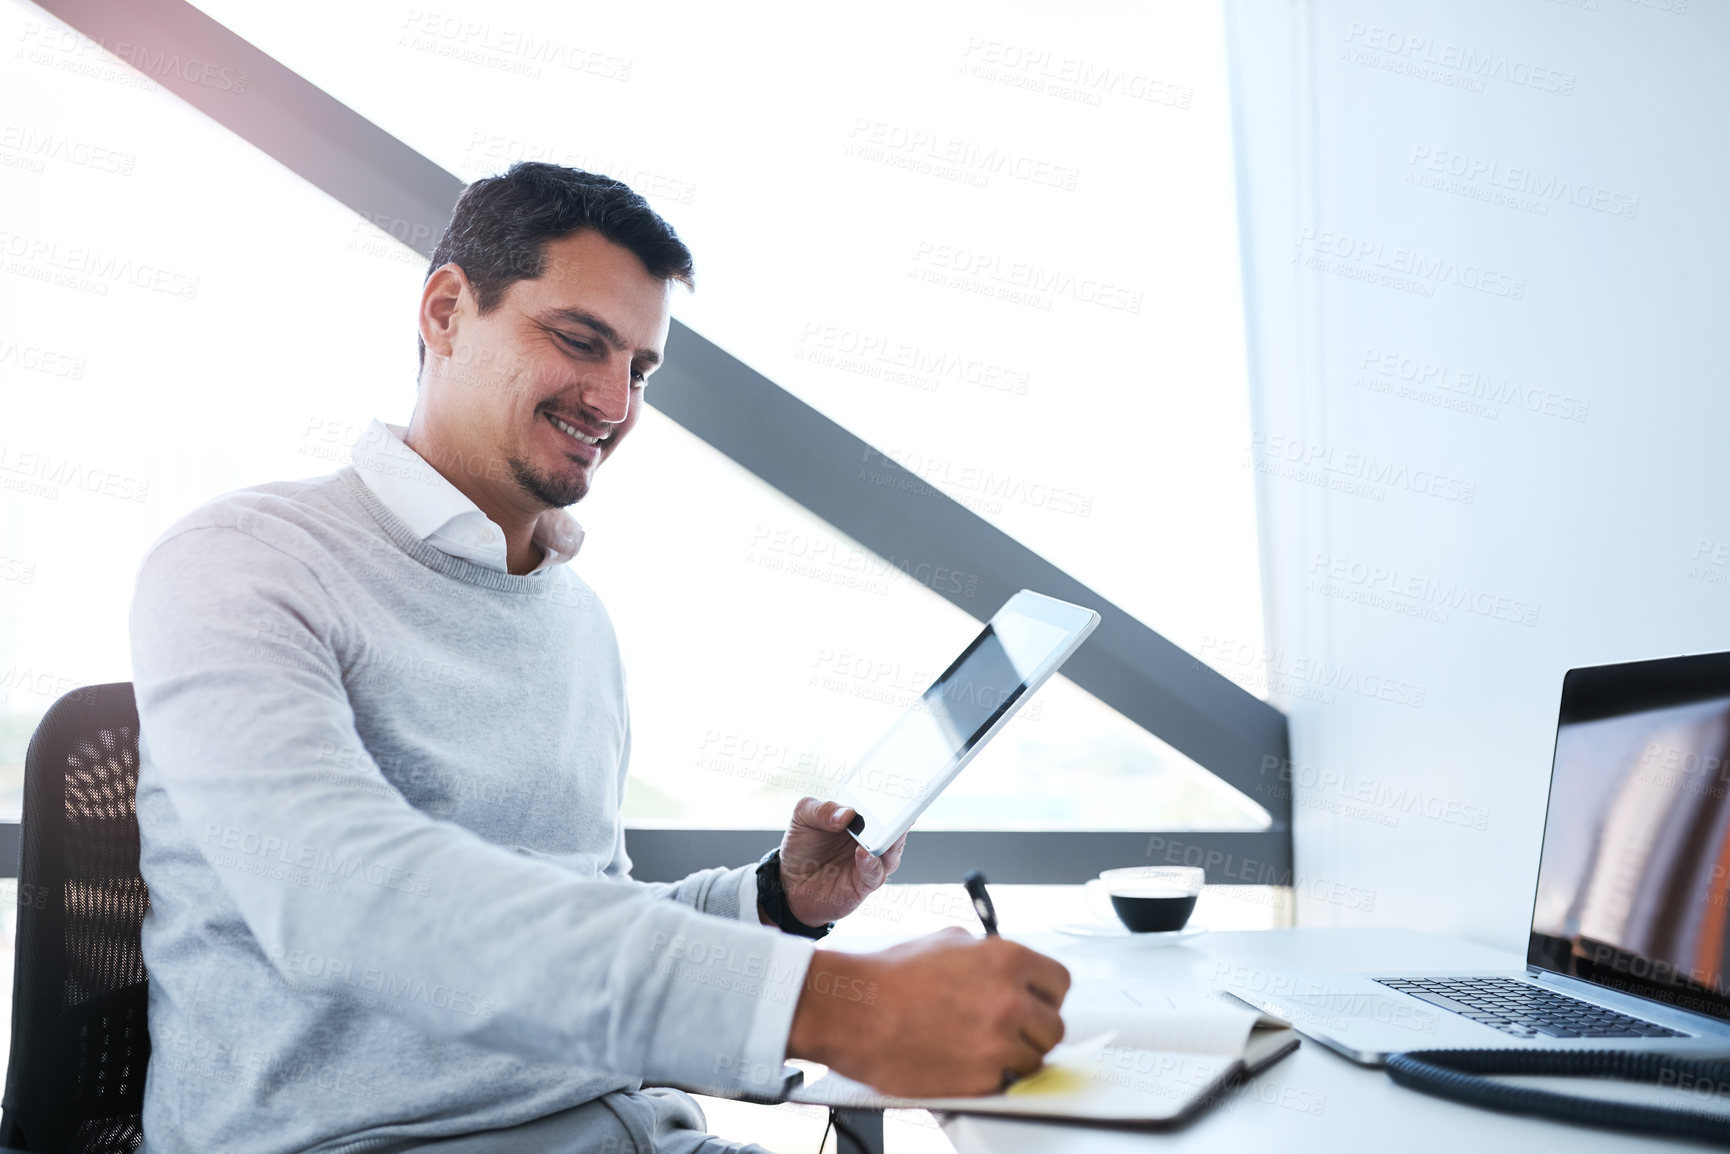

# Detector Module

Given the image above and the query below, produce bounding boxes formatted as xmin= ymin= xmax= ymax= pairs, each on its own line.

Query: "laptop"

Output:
xmin=1228 ymin=651 xmax=1730 ymax=1065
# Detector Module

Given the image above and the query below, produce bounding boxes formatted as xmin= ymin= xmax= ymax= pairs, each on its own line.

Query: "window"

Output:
xmin=0 ymin=0 xmax=425 ymax=814
xmin=182 ymin=0 xmax=1266 ymax=675
xmin=1 ymin=0 xmax=1275 ymax=833
xmin=167 ymin=0 xmax=1272 ymax=831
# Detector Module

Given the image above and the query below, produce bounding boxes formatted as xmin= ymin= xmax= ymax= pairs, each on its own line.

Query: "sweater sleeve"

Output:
xmin=130 ymin=523 xmax=813 ymax=1097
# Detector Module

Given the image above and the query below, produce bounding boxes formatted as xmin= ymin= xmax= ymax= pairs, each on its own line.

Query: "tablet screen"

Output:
xmin=844 ymin=611 xmax=1075 ymax=827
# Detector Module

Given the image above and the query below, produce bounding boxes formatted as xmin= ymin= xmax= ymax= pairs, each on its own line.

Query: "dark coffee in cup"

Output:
xmin=1088 ymin=866 xmax=1204 ymax=934
xmin=1108 ymin=890 xmax=1198 ymax=933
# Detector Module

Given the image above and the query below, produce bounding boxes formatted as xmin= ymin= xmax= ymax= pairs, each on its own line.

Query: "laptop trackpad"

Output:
xmin=1277 ymin=991 xmax=1445 ymax=1034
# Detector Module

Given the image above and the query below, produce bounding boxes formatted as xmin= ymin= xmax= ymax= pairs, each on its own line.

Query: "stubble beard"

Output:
xmin=508 ymin=454 xmax=590 ymax=509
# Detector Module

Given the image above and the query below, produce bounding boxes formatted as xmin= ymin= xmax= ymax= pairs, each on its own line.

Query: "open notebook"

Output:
xmin=790 ymin=998 xmax=1298 ymax=1125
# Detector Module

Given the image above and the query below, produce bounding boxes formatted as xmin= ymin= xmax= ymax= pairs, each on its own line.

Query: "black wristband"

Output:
xmin=756 ymin=849 xmax=833 ymax=940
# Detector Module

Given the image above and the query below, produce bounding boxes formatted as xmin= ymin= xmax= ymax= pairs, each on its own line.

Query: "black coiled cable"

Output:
xmin=1386 ymin=1048 xmax=1730 ymax=1144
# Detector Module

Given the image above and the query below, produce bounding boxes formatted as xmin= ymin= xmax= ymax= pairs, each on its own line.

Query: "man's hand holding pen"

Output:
xmin=783 ymin=868 xmax=1071 ymax=1098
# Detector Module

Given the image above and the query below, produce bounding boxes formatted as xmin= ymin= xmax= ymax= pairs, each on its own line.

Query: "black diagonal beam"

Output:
xmin=30 ymin=0 xmax=1291 ymax=822
xmin=654 ymin=329 xmax=1289 ymax=810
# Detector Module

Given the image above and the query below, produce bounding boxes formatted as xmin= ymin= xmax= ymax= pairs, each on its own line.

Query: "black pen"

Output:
xmin=963 ymin=870 xmax=999 ymax=936
xmin=966 ymin=871 xmax=1015 ymax=1094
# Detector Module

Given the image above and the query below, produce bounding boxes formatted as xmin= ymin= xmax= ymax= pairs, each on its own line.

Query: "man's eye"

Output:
xmin=630 ymin=371 xmax=648 ymax=388
xmin=559 ymin=334 xmax=592 ymax=353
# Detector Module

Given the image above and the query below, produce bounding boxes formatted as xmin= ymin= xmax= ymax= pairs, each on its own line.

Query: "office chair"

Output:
xmin=0 ymin=682 xmax=149 ymax=1154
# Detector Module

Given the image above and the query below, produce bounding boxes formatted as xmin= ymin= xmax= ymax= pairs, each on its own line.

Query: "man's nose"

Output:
xmin=578 ymin=363 xmax=632 ymax=423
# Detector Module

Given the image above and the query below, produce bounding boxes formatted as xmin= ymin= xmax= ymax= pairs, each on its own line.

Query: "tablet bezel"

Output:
xmin=833 ymin=589 xmax=1101 ymax=856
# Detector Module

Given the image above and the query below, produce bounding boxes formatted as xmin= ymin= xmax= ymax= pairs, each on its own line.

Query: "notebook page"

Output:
xmin=790 ymin=1002 xmax=1296 ymax=1121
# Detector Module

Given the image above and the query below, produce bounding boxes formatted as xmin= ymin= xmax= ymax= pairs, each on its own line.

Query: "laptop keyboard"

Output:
xmin=1374 ymin=976 xmax=1685 ymax=1039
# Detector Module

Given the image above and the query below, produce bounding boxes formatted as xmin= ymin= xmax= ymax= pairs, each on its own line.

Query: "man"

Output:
xmin=130 ymin=162 xmax=1070 ymax=1153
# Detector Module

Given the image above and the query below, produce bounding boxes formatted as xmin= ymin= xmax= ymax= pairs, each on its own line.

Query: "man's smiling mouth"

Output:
xmin=547 ymin=412 xmax=610 ymax=447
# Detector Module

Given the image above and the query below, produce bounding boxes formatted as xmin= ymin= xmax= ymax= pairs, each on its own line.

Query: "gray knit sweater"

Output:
xmin=128 ymin=467 xmax=813 ymax=1153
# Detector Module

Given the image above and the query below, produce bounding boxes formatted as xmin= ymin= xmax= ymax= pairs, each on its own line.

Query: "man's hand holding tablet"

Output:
xmin=771 ymin=798 xmax=908 ymax=927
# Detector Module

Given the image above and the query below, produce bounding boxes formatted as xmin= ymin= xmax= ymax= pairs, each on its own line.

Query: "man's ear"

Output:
xmin=418 ymin=263 xmax=471 ymax=363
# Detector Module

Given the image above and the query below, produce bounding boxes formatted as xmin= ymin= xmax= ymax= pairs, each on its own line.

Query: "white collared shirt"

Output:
xmin=349 ymin=419 xmax=585 ymax=575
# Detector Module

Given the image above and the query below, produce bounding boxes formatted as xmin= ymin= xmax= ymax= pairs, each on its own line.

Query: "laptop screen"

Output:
xmin=1529 ymin=652 xmax=1730 ymax=1022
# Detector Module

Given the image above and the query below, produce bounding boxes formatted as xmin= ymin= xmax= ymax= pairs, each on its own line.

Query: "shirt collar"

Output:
xmin=350 ymin=419 xmax=584 ymax=574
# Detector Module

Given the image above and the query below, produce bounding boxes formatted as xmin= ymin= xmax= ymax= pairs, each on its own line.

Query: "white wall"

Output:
xmin=1224 ymin=0 xmax=1730 ymax=951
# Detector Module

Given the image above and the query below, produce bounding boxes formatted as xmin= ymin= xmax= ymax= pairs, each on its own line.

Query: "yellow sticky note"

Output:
xmin=1005 ymin=1063 xmax=1089 ymax=1098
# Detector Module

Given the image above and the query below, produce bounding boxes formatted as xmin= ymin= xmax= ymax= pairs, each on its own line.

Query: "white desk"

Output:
xmin=929 ymin=927 xmax=1726 ymax=1154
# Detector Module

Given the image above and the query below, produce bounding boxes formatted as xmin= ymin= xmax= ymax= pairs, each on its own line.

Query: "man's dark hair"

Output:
xmin=417 ymin=162 xmax=694 ymax=370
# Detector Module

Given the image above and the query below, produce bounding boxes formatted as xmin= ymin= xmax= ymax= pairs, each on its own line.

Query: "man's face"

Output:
xmin=422 ymin=228 xmax=673 ymax=511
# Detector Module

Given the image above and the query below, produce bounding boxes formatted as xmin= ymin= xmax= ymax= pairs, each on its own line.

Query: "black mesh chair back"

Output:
xmin=0 ymin=683 xmax=149 ymax=1153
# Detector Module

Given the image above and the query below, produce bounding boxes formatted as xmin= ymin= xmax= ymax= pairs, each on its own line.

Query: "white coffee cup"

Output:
xmin=1084 ymin=866 xmax=1205 ymax=933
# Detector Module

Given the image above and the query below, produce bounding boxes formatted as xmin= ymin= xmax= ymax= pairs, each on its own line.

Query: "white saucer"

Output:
xmin=1054 ymin=921 xmax=1208 ymax=945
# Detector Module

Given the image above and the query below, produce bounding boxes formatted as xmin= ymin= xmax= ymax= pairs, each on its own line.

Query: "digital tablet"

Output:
xmin=833 ymin=590 xmax=1101 ymax=856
